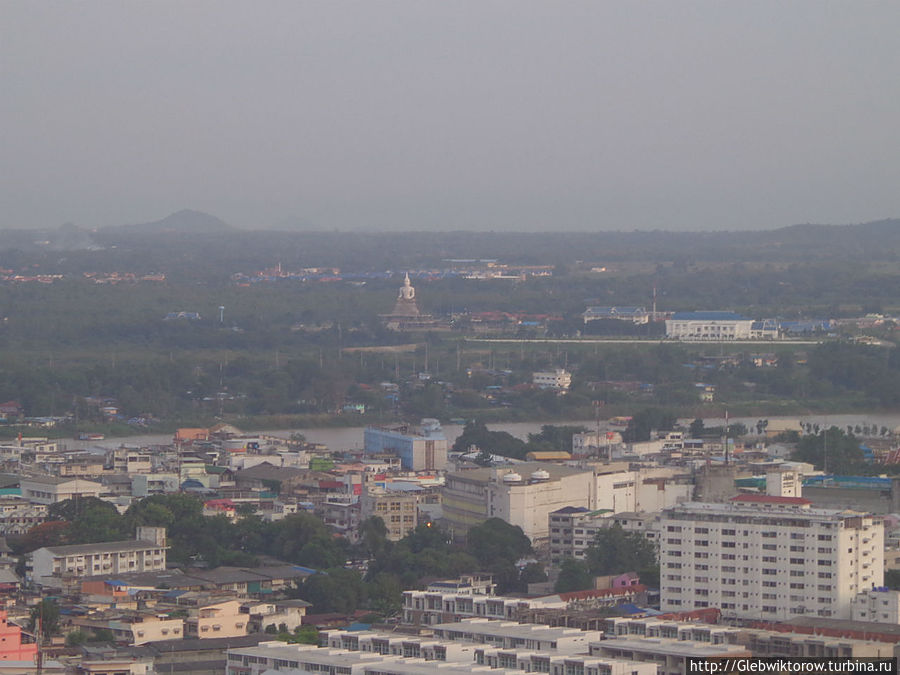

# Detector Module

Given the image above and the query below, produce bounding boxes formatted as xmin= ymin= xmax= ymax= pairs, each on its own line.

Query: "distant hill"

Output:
xmin=106 ymin=209 xmax=232 ymax=234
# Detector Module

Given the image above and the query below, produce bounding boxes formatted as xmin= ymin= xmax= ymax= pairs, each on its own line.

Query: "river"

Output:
xmin=63 ymin=412 xmax=900 ymax=453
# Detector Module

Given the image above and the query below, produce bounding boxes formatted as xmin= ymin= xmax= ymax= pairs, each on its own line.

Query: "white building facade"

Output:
xmin=665 ymin=312 xmax=754 ymax=340
xmin=29 ymin=527 xmax=168 ymax=588
xmin=532 ymin=369 xmax=572 ymax=390
xmin=659 ymin=496 xmax=883 ymax=620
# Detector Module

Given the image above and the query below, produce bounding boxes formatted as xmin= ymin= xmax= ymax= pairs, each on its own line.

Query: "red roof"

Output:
xmin=318 ymin=480 xmax=344 ymax=490
xmin=731 ymin=494 xmax=811 ymax=505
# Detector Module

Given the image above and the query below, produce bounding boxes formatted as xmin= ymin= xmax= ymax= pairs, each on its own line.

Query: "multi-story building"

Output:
xmin=532 ymin=369 xmax=572 ymax=390
xmin=19 ymin=475 xmax=103 ymax=504
xmin=665 ymin=311 xmax=754 ymax=340
xmin=0 ymin=496 xmax=47 ymax=536
xmin=590 ymin=637 xmax=752 ymax=675
xmin=185 ymin=600 xmax=247 ymax=639
xmin=443 ymin=463 xmax=688 ymax=544
xmin=0 ymin=609 xmax=37 ymax=662
xmin=360 ymin=485 xmax=418 ymax=541
xmin=582 ymin=306 xmax=650 ymax=325
xmin=364 ymin=419 xmax=448 ymax=471
xmin=604 ymin=616 xmax=894 ymax=659
xmin=402 ymin=585 xmax=647 ymax=626
xmin=548 ymin=508 xmax=663 ymax=565
xmin=72 ymin=610 xmax=184 ymax=645
xmin=29 ymin=527 xmax=167 ymax=589
xmin=851 ymin=587 xmax=900 ymax=623
xmin=659 ymin=495 xmax=883 ymax=620
xmin=442 ymin=463 xmax=597 ymax=542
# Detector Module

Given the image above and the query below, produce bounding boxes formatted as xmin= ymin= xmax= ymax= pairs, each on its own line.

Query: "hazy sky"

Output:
xmin=3 ymin=2 xmax=900 ymax=231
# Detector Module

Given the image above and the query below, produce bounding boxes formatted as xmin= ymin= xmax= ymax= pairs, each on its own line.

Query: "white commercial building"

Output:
xmin=659 ymin=495 xmax=883 ymax=620
xmin=443 ymin=463 xmax=689 ymax=543
xmin=19 ymin=475 xmax=103 ymax=505
xmin=665 ymin=311 xmax=754 ymax=340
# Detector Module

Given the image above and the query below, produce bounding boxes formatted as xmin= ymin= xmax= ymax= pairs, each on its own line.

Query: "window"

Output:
xmin=722 ymin=529 xmax=736 ymax=536
xmin=790 ymin=558 xmax=804 ymax=565
xmin=722 ymin=541 xmax=736 ymax=548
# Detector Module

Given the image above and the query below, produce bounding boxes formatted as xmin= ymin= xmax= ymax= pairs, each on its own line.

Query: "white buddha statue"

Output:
xmin=399 ymin=272 xmax=416 ymax=300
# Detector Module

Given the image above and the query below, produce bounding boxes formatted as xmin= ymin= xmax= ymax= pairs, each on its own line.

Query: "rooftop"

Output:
xmin=671 ymin=311 xmax=748 ymax=321
xmin=432 ymin=618 xmax=600 ymax=642
xmin=730 ymin=494 xmax=812 ymax=505
xmin=595 ymin=637 xmax=751 ymax=658
xmin=42 ymin=538 xmax=164 ymax=556
xmin=447 ymin=462 xmax=591 ymax=484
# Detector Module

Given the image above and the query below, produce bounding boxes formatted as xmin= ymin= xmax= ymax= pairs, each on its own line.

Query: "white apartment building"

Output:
xmin=227 ymin=623 xmax=650 ymax=675
xmin=402 ymin=585 xmax=647 ymax=626
xmin=0 ymin=496 xmax=47 ymax=536
xmin=532 ymin=369 xmax=572 ymax=390
xmin=604 ymin=616 xmax=895 ymax=659
xmin=29 ymin=527 xmax=167 ymax=588
xmin=659 ymin=495 xmax=883 ymax=620
xmin=852 ymin=587 xmax=900 ymax=623
xmin=549 ymin=508 xmax=662 ymax=565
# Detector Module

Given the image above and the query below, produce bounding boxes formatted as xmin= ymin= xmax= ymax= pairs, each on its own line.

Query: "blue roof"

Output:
xmin=672 ymin=311 xmax=747 ymax=320
xmin=292 ymin=566 xmax=319 ymax=575
xmin=615 ymin=603 xmax=647 ymax=615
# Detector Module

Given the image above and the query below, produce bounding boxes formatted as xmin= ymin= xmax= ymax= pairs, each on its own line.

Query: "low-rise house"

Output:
xmin=185 ymin=599 xmax=247 ymax=639
xmin=242 ymin=600 xmax=309 ymax=633
xmin=73 ymin=610 xmax=184 ymax=645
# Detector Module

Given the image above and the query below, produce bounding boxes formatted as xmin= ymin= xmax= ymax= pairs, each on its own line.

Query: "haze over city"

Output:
xmin=3 ymin=1 xmax=900 ymax=231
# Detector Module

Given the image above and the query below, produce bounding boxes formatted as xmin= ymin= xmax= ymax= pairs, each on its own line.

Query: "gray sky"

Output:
xmin=3 ymin=1 xmax=900 ymax=231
